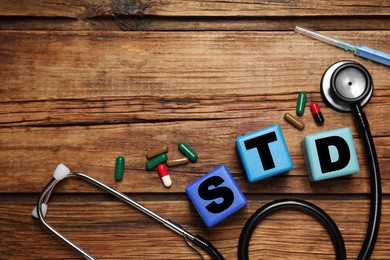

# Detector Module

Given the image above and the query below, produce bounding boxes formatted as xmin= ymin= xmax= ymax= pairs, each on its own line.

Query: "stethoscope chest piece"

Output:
xmin=321 ymin=61 xmax=373 ymax=112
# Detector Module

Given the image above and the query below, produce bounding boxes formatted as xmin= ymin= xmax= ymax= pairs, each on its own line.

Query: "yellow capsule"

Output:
xmin=284 ymin=112 xmax=305 ymax=130
xmin=166 ymin=156 xmax=189 ymax=167
xmin=146 ymin=145 xmax=168 ymax=159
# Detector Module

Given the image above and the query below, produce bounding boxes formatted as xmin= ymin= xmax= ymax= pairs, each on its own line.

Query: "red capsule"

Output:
xmin=310 ymin=102 xmax=325 ymax=125
xmin=157 ymin=164 xmax=172 ymax=188
xmin=310 ymin=102 xmax=321 ymax=114
xmin=157 ymin=164 xmax=168 ymax=177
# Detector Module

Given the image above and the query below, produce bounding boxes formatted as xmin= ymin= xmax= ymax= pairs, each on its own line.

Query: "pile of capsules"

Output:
xmin=114 ymin=142 xmax=198 ymax=188
xmin=284 ymin=92 xmax=324 ymax=130
xmin=145 ymin=142 xmax=198 ymax=188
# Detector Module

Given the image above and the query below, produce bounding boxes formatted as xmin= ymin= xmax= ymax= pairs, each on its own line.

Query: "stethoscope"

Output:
xmin=238 ymin=60 xmax=381 ymax=260
xmin=33 ymin=61 xmax=381 ymax=260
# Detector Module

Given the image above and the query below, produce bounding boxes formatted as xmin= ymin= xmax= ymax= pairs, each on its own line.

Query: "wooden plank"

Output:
xmin=1 ymin=0 xmax=390 ymax=18
xmin=1 ymin=195 xmax=389 ymax=259
xmin=0 ymin=93 xmax=389 ymax=133
xmin=0 ymin=31 xmax=389 ymax=102
xmin=0 ymin=0 xmax=113 ymax=18
xmin=1 ymin=17 xmax=390 ymax=31
xmin=0 ymin=17 xmax=121 ymax=31
xmin=0 ymin=119 xmax=389 ymax=194
xmin=113 ymin=17 xmax=390 ymax=31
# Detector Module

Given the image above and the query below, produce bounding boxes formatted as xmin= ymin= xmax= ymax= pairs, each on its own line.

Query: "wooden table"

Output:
xmin=1 ymin=1 xmax=389 ymax=259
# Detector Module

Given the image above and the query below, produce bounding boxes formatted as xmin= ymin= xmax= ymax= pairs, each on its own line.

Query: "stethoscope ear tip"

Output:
xmin=32 ymin=203 xmax=48 ymax=219
xmin=33 ymin=164 xmax=69 ymax=220
xmin=53 ymin=164 xmax=71 ymax=181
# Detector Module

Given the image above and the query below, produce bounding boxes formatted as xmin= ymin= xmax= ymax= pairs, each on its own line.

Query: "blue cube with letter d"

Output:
xmin=302 ymin=127 xmax=359 ymax=181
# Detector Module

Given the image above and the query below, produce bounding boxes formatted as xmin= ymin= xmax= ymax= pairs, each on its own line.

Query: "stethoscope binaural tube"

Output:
xmin=238 ymin=61 xmax=381 ymax=260
xmin=33 ymin=165 xmax=224 ymax=260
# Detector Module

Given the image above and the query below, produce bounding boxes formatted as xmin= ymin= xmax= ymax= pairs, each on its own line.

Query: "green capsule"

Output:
xmin=296 ymin=92 xmax=307 ymax=116
xmin=146 ymin=153 xmax=167 ymax=170
xmin=115 ymin=156 xmax=125 ymax=181
xmin=178 ymin=142 xmax=198 ymax=162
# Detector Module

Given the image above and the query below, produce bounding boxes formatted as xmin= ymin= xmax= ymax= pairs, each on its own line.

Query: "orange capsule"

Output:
xmin=166 ymin=157 xmax=189 ymax=167
xmin=284 ymin=112 xmax=305 ymax=130
xmin=146 ymin=146 xmax=168 ymax=159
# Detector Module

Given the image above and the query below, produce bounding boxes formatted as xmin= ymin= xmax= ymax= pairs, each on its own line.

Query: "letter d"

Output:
xmin=315 ymin=136 xmax=350 ymax=174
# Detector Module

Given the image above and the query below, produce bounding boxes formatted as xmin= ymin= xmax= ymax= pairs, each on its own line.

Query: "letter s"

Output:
xmin=198 ymin=176 xmax=234 ymax=214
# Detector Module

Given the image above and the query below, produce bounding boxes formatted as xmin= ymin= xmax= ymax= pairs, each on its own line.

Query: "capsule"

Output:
xmin=284 ymin=112 xmax=305 ymax=130
xmin=178 ymin=142 xmax=198 ymax=162
xmin=166 ymin=156 xmax=189 ymax=167
xmin=310 ymin=102 xmax=325 ymax=125
xmin=146 ymin=153 xmax=168 ymax=170
xmin=157 ymin=164 xmax=172 ymax=188
xmin=115 ymin=156 xmax=125 ymax=181
xmin=296 ymin=92 xmax=307 ymax=116
xmin=146 ymin=145 xmax=168 ymax=159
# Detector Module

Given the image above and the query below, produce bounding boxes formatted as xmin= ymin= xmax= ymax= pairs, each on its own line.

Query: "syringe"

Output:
xmin=295 ymin=26 xmax=390 ymax=67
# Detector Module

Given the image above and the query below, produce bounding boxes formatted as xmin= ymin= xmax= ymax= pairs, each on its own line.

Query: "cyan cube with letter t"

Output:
xmin=236 ymin=124 xmax=293 ymax=183
xmin=302 ymin=127 xmax=359 ymax=181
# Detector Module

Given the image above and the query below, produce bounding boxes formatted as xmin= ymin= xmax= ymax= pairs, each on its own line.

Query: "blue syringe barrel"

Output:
xmin=356 ymin=45 xmax=390 ymax=66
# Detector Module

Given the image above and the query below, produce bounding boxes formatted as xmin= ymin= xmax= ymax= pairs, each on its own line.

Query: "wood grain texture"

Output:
xmin=0 ymin=17 xmax=122 ymax=31
xmin=0 ymin=31 xmax=389 ymax=195
xmin=1 ymin=1 xmax=390 ymax=259
xmin=2 ymin=17 xmax=390 ymax=31
xmin=112 ymin=17 xmax=390 ymax=31
xmin=0 ymin=31 xmax=389 ymax=102
xmin=0 ymin=120 xmax=389 ymax=194
xmin=1 ymin=0 xmax=390 ymax=18
xmin=1 ymin=195 xmax=389 ymax=259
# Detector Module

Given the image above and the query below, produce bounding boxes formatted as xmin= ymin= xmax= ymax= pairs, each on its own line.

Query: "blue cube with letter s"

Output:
xmin=185 ymin=165 xmax=247 ymax=227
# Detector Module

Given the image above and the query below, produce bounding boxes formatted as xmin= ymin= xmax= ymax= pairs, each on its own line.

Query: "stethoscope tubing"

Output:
xmin=351 ymin=103 xmax=381 ymax=260
xmin=237 ymin=199 xmax=347 ymax=260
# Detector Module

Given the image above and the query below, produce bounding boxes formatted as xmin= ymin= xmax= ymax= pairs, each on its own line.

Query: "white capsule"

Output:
xmin=161 ymin=175 xmax=172 ymax=188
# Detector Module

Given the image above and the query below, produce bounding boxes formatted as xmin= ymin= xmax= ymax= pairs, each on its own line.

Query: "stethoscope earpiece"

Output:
xmin=321 ymin=61 xmax=373 ymax=112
